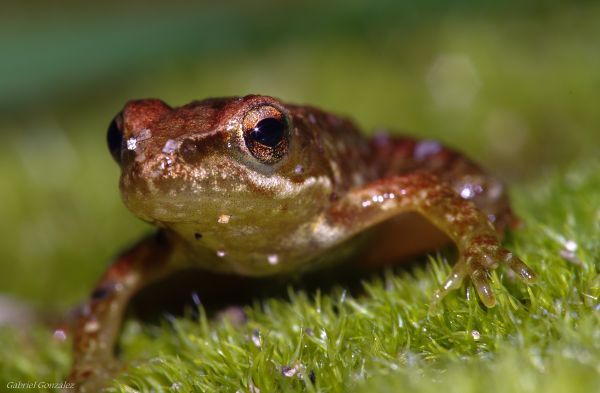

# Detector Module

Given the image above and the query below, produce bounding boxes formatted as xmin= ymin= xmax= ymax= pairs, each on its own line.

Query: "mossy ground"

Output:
xmin=1 ymin=2 xmax=599 ymax=392
xmin=1 ymin=163 xmax=598 ymax=392
xmin=107 ymin=162 xmax=600 ymax=392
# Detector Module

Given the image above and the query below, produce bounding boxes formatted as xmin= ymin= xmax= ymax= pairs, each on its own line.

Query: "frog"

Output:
xmin=69 ymin=95 xmax=536 ymax=391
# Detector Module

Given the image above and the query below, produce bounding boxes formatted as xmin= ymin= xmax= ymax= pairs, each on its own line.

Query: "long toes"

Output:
xmin=430 ymin=263 xmax=467 ymax=309
xmin=442 ymin=262 xmax=468 ymax=292
xmin=505 ymin=253 xmax=537 ymax=282
xmin=471 ymin=269 xmax=496 ymax=307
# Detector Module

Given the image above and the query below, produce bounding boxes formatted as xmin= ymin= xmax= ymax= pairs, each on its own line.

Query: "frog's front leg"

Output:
xmin=328 ymin=173 xmax=536 ymax=307
xmin=69 ymin=231 xmax=175 ymax=392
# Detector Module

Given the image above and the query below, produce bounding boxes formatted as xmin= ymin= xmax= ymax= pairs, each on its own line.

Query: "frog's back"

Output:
xmin=286 ymin=103 xmax=379 ymax=192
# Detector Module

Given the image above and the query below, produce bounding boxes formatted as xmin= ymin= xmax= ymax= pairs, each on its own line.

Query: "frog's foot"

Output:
xmin=68 ymin=359 xmax=123 ymax=393
xmin=432 ymin=235 xmax=536 ymax=308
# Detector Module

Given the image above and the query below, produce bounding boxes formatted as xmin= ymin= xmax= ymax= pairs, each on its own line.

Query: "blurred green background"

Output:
xmin=1 ymin=0 xmax=599 ymax=309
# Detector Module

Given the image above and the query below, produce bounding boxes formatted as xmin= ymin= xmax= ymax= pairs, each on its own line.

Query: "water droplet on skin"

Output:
xmin=53 ymin=329 xmax=67 ymax=342
xmin=218 ymin=214 xmax=231 ymax=224
xmin=267 ymin=254 xmax=279 ymax=265
xmin=216 ymin=249 xmax=226 ymax=258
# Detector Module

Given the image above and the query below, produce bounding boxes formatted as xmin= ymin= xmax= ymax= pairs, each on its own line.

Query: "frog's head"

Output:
xmin=107 ymin=95 xmax=336 ymax=256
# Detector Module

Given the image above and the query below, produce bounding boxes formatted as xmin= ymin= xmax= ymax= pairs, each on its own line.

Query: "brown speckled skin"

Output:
xmin=69 ymin=95 xmax=535 ymax=391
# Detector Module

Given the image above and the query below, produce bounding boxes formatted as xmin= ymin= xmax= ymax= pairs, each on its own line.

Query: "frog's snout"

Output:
xmin=121 ymin=99 xmax=172 ymax=139
xmin=107 ymin=99 xmax=173 ymax=165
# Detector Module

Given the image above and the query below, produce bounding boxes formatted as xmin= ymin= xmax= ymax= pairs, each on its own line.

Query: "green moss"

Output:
xmin=113 ymin=164 xmax=600 ymax=392
xmin=3 ymin=162 xmax=598 ymax=393
xmin=98 ymin=162 xmax=596 ymax=392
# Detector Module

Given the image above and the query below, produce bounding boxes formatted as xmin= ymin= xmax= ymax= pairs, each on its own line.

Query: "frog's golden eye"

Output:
xmin=107 ymin=113 xmax=124 ymax=164
xmin=242 ymin=105 xmax=289 ymax=164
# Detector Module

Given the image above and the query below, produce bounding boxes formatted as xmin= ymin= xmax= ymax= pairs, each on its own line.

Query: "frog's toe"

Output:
xmin=431 ymin=262 xmax=467 ymax=309
xmin=470 ymin=268 xmax=496 ymax=307
xmin=503 ymin=251 xmax=536 ymax=282
xmin=464 ymin=242 xmax=535 ymax=307
xmin=431 ymin=237 xmax=535 ymax=309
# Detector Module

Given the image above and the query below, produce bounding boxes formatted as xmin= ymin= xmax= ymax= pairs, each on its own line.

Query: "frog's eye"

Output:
xmin=242 ymin=105 xmax=289 ymax=164
xmin=107 ymin=114 xmax=124 ymax=164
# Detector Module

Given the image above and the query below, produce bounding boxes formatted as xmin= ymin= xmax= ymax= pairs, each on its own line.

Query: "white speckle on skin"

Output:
xmin=137 ymin=128 xmax=152 ymax=141
xmin=216 ymin=249 xmax=226 ymax=258
xmin=414 ymin=140 xmax=442 ymax=160
xmin=226 ymin=120 xmax=237 ymax=131
xmin=218 ymin=214 xmax=231 ymax=224
xmin=459 ymin=183 xmax=483 ymax=200
xmin=294 ymin=164 xmax=304 ymax=174
xmin=162 ymin=139 xmax=180 ymax=154
xmin=460 ymin=187 xmax=474 ymax=199
xmin=159 ymin=157 xmax=173 ymax=170
xmin=267 ymin=254 xmax=279 ymax=265
xmin=84 ymin=320 xmax=100 ymax=333
xmin=126 ymin=138 xmax=137 ymax=150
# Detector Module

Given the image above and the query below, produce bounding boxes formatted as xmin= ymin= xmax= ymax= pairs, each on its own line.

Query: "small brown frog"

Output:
xmin=69 ymin=95 xmax=535 ymax=391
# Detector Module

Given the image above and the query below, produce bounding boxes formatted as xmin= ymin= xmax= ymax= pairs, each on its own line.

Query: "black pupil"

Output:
xmin=250 ymin=117 xmax=285 ymax=147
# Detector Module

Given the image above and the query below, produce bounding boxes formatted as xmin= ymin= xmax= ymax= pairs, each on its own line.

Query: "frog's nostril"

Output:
xmin=107 ymin=112 xmax=124 ymax=164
